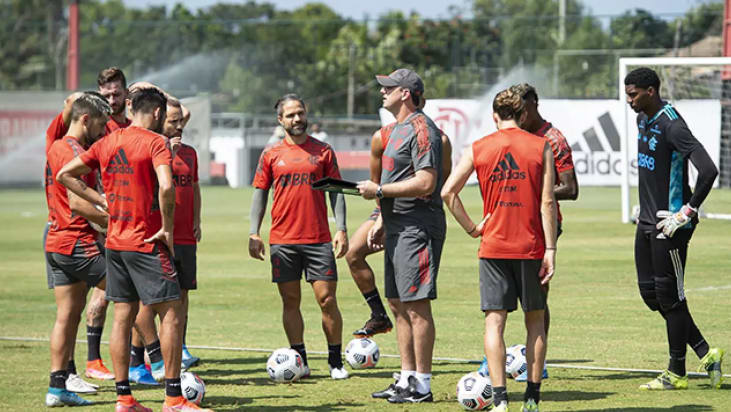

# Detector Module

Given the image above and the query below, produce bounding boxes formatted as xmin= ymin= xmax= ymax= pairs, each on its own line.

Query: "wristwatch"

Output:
xmin=376 ymin=185 xmax=384 ymax=199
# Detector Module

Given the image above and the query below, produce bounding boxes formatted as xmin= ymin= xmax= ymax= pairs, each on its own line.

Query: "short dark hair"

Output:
xmin=129 ymin=87 xmax=167 ymax=117
xmin=274 ymin=93 xmax=306 ymax=116
xmin=97 ymin=67 xmax=127 ymax=88
xmin=512 ymin=83 xmax=538 ymax=102
xmin=624 ymin=67 xmax=660 ymax=90
xmin=493 ymin=88 xmax=525 ymax=121
xmin=70 ymin=91 xmax=112 ymax=121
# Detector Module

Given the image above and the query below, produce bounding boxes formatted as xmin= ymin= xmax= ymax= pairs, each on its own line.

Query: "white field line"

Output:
xmin=686 ymin=284 xmax=731 ymax=293
xmin=2 ymin=336 xmax=728 ymax=378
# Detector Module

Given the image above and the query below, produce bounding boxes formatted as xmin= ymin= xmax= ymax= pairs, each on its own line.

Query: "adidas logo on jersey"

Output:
xmin=490 ymin=152 xmax=525 ymax=182
xmin=107 ymin=148 xmax=134 ymax=174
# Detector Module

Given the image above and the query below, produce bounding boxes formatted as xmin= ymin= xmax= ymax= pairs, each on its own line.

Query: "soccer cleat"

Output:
xmin=372 ymin=375 xmax=403 ymax=399
xmin=129 ymin=364 xmax=159 ymax=385
xmin=352 ymin=314 xmax=393 ymax=337
xmin=300 ymin=365 xmax=311 ymax=379
xmin=85 ymin=358 xmax=114 ymax=380
xmin=162 ymin=397 xmax=213 ymax=412
xmin=182 ymin=346 xmax=201 ymax=370
xmin=150 ymin=360 xmax=166 ymax=382
xmin=493 ymin=401 xmax=509 ymax=412
xmin=639 ymin=369 xmax=688 ymax=390
xmin=522 ymin=398 xmax=539 ymax=412
xmin=45 ymin=387 xmax=93 ymax=407
xmin=115 ymin=397 xmax=152 ymax=412
xmin=387 ymin=376 xmax=433 ymax=403
xmin=65 ymin=373 xmax=99 ymax=393
xmin=698 ymin=347 xmax=725 ymax=389
xmin=477 ymin=356 xmax=490 ymax=377
xmin=329 ymin=365 xmax=349 ymax=380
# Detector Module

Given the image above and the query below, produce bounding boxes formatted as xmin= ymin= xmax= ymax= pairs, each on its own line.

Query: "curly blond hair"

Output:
xmin=492 ymin=88 xmax=525 ymax=121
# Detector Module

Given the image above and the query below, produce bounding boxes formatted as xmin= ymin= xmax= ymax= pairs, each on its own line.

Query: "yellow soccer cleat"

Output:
xmin=698 ymin=347 xmax=725 ymax=389
xmin=639 ymin=370 xmax=688 ymax=390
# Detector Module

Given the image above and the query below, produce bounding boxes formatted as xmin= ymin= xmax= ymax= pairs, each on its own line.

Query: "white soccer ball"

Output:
xmin=345 ymin=338 xmax=380 ymax=369
xmin=506 ymin=344 xmax=527 ymax=379
xmin=456 ymin=371 xmax=493 ymax=410
xmin=180 ymin=371 xmax=205 ymax=405
xmin=266 ymin=348 xmax=305 ymax=383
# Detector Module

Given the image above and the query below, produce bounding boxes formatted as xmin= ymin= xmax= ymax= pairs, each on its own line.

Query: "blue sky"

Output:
xmin=120 ymin=0 xmax=718 ymax=20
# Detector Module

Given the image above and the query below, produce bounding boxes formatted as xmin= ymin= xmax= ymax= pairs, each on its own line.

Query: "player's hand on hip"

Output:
xmin=144 ymin=229 xmax=174 ymax=257
xmin=539 ymin=248 xmax=556 ymax=285
xmin=656 ymin=204 xmax=696 ymax=238
xmin=357 ymin=180 xmax=378 ymax=200
xmin=470 ymin=213 xmax=490 ymax=238
xmin=248 ymin=235 xmax=266 ymax=260
xmin=332 ymin=230 xmax=349 ymax=258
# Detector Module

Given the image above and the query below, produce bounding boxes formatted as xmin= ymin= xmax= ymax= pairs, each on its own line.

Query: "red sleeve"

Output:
xmin=546 ymin=128 xmax=574 ymax=174
xmin=151 ymin=137 xmax=172 ymax=168
xmin=252 ymin=149 xmax=273 ymax=189
xmin=79 ymin=140 xmax=101 ymax=170
xmin=46 ymin=113 xmax=68 ymax=154
xmin=323 ymin=146 xmax=342 ymax=180
xmin=193 ymin=149 xmax=199 ymax=183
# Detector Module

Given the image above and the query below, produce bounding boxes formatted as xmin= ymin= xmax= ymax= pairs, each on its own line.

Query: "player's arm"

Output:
xmin=56 ymin=157 xmax=107 ymax=211
xmin=539 ymin=141 xmax=558 ymax=285
xmin=193 ymin=181 xmax=202 ymax=241
xmin=441 ymin=146 xmax=486 ymax=237
xmin=329 ymin=192 xmax=348 ymax=258
xmin=687 ymin=146 xmax=718 ymax=209
xmin=145 ymin=164 xmax=176 ymax=253
xmin=441 ymin=134 xmax=452 ymax=183
xmin=554 ymin=168 xmax=578 ymax=201
xmin=68 ymin=190 xmax=108 ymax=228
xmin=369 ymin=129 xmax=384 ymax=183
xmin=248 ymin=188 xmax=269 ymax=260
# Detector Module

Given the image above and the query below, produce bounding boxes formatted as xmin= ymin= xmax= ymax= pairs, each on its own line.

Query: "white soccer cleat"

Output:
xmin=65 ymin=373 xmax=99 ymax=393
xmin=329 ymin=365 xmax=349 ymax=380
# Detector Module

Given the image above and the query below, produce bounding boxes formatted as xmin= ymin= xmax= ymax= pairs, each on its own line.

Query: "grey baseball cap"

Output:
xmin=376 ymin=68 xmax=424 ymax=98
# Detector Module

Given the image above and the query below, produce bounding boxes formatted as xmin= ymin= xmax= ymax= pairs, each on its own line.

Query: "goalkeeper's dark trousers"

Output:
xmin=634 ymin=227 xmax=708 ymax=374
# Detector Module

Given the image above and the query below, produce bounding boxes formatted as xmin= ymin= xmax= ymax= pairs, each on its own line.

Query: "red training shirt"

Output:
xmin=535 ymin=121 xmax=574 ymax=223
xmin=45 ymin=136 xmax=99 ymax=255
xmin=105 ymin=116 xmax=132 ymax=136
xmin=172 ymin=144 xmax=199 ymax=245
xmin=252 ymin=136 xmax=341 ymax=244
xmin=473 ymin=127 xmax=547 ymax=259
xmin=80 ymin=126 xmax=172 ymax=253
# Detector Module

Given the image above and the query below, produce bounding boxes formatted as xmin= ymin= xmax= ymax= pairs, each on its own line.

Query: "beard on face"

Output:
xmin=111 ymin=102 xmax=125 ymax=116
xmin=285 ymin=119 xmax=308 ymax=137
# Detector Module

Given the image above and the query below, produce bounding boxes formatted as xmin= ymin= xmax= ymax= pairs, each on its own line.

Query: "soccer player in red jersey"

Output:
xmin=348 ymin=97 xmax=451 ymax=339
xmin=58 ymin=88 xmax=210 ymax=412
xmin=249 ymin=94 xmax=349 ymax=380
xmin=441 ymin=88 xmax=557 ymax=412
xmin=98 ymin=67 xmax=132 ymax=134
xmin=44 ymin=92 xmax=111 ymax=407
xmin=358 ymin=69 xmax=446 ymax=403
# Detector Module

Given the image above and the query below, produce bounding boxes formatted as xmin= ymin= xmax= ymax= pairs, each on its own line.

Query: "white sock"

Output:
xmin=415 ymin=372 xmax=431 ymax=393
xmin=397 ymin=370 xmax=415 ymax=388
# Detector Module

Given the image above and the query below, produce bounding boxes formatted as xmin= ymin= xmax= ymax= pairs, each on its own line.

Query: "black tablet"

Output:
xmin=312 ymin=177 xmax=361 ymax=196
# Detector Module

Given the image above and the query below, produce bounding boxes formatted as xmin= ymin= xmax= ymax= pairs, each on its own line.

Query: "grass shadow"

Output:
xmin=542 ymin=390 xmax=614 ymax=402
xmin=574 ymin=405 xmax=714 ymax=412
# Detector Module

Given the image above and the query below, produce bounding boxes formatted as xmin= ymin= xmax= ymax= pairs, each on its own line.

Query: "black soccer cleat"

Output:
xmin=352 ymin=314 xmax=393 ymax=337
xmin=372 ymin=374 xmax=401 ymax=399
xmin=387 ymin=376 xmax=433 ymax=403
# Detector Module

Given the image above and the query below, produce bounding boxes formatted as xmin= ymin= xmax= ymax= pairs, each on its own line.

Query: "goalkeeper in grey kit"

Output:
xmin=624 ymin=67 xmax=724 ymax=390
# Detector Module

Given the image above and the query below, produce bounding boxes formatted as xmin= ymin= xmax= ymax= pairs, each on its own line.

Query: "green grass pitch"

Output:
xmin=1 ymin=186 xmax=729 ymax=411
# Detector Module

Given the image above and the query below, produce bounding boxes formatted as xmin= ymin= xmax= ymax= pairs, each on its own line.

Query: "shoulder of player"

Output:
xmin=540 ymin=124 xmax=568 ymax=143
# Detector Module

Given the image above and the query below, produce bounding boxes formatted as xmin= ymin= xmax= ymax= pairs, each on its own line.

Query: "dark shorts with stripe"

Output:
xmin=173 ymin=244 xmax=197 ymax=290
xmin=634 ymin=226 xmax=693 ymax=310
xmin=45 ymin=239 xmax=106 ymax=289
xmin=384 ymin=226 xmax=443 ymax=302
xmin=479 ymin=258 xmax=546 ymax=312
xmin=270 ymin=243 xmax=337 ymax=283
xmin=106 ymin=243 xmax=180 ymax=305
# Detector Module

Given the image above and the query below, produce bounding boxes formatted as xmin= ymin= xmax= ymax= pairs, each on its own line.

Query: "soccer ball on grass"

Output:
xmin=456 ymin=371 xmax=493 ymax=410
xmin=345 ymin=338 xmax=379 ymax=369
xmin=266 ymin=348 xmax=305 ymax=382
xmin=181 ymin=371 xmax=205 ymax=405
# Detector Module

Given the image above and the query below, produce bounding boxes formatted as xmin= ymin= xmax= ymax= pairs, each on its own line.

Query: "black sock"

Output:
xmin=493 ymin=386 xmax=508 ymax=404
xmin=291 ymin=343 xmax=308 ymax=366
xmin=669 ymin=355 xmax=686 ymax=376
xmin=525 ymin=381 xmax=541 ymax=403
xmin=165 ymin=378 xmax=182 ymax=397
xmin=66 ymin=359 xmax=77 ymax=375
xmin=50 ymin=370 xmax=67 ymax=389
xmin=363 ymin=288 xmax=387 ymax=317
xmin=115 ymin=379 xmax=132 ymax=396
xmin=146 ymin=340 xmax=163 ymax=364
xmin=328 ymin=343 xmax=343 ymax=368
xmin=130 ymin=345 xmax=145 ymax=367
xmin=688 ymin=318 xmax=709 ymax=359
xmin=87 ymin=326 xmax=103 ymax=361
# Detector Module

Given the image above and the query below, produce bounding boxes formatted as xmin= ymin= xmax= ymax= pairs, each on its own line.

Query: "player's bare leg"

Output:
xmin=276 ymin=280 xmax=310 ymax=377
xmin=347 ymin=219 xmax=392 ymax=337
xmin=525 ymin=309 xmax=546 ymax=383
xmin=484 ymin=310 xmax=508 ymax=409
xmin=132 ymin=303 xmax=164 ymax=382
xmin=179 ymin=288 xmax=200 ymax=369
xmin=312 ymin=280 xmax=347 ymax=378
xmin=109 ymin=300 xmax=138 ymax=396
xmin=388 ymin=298 xmax=415 ymax=378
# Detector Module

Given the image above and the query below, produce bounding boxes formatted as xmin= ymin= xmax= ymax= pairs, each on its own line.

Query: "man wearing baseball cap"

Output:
xmin=358 ymin=68 xmax=447 ymax=403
